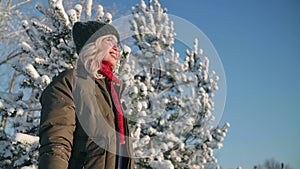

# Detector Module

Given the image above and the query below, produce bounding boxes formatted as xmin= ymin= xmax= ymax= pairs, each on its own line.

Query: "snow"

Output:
xmin=141 ymin=101 xmax=148 ymax=108
xmin=16 ymin=108 xmax=24 ymax=116
xmin=40 ymin=75 xmax=51 ymax=86
xmin=53 ymin=0 xmax=70 ymax=26
xmin=15 ymin=133 xmax=39 ymax=145
xmin=105 ymin=13 xmax=112 ymax=23
xmin=150 ymin=160 xmax=174 ymax=169
xmin=139 ymin=110 xmax=146 ymax=117
xmin=22 ymin=20 xmax=29 ymax=29
xmin=67 ymin=9 xmax=77 ymax=24
xmin=74 ymin=4 xmax=82 ymax=20
xmin=25 ymin=64 xmax=40 ymax=80
xmin=122 ymin=45 xmax=131 ymax=54
xmin=33 ymin=57 xmax=45 ymax=64
xmin=140 ymin=135 xmax=150 ymax=145
xmin=85 ymin=0 xmax=92 ymax=20
xmin=140 ymin=0 xmax=147 ymax=11
xmin=32 ymin=20 xmax=52 ymax=34
xmin=95 ymin=5 xmax=104 ymax=21
xmin=136 ymin=102 xmax=143 ymax=111
xmin=223 ymin=122 xmax=230 ymax=129
xmin=20 ymin=42 xmax=34 ymax=54
xmin=21 ymin=165 xmax=37 ymax=169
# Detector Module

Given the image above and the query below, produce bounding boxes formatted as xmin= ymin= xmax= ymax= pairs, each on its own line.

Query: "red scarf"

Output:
xmin=99 ymin=61 xmax=125 ymax=145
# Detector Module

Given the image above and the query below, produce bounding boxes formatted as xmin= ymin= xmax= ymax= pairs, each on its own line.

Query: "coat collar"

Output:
xmin=74 ymin=60 xmax=90 ymax=79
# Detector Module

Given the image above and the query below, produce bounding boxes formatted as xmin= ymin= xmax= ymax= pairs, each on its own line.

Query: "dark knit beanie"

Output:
xmin=72 ymin=21 xmax=120 ymax=54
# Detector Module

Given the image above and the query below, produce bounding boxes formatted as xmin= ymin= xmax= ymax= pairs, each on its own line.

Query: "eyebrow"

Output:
xmin=107 ymin=35 xmax=117 ymax=40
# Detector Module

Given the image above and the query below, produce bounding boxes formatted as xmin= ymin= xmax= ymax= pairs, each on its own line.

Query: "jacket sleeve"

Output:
xmin=38 ymin=71 xmax=75 ymax=169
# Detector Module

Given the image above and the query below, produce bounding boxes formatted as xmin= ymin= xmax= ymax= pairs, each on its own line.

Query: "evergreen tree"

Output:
xmin=118 ymin=0 xmax=229 ymax=168
xmin=0 ymin=0 xmax=113 ymax=168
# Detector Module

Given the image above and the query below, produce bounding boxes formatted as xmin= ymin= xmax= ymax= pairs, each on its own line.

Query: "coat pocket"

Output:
xmin=70 ymin=138 xmax=107 ymax=169
xmin=83 ymin=140 xmax=107 ymax=169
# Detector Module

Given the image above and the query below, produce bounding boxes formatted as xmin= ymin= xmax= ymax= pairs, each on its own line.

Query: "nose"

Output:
xmin=112 ymin=44 xmax=119 ymax=52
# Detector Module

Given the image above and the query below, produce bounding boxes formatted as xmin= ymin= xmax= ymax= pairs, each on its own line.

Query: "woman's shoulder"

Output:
xmin=53 ymin=69 xmax=75 ymax=82
xmin=40 ymin=69 xmax=76 ymax=106
xmin=43 ymin=69 xmax=75 ymax=93
xmin=49 ymin=69 xmax=77 ymax=86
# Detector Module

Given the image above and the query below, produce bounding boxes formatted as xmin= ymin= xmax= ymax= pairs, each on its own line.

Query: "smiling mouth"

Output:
xmin=110 ymin=52 xmax=118 ymax=60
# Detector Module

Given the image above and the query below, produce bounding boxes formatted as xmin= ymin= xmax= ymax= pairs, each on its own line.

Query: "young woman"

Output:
xmin=38 ymin=21 xmax=134 ymax=169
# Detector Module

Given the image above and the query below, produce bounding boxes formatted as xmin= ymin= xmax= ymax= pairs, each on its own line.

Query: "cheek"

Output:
xmin=100 ymin=43 xmax=111 ymax=51
xmin=103 ymin=53 xmax=110 ymax=61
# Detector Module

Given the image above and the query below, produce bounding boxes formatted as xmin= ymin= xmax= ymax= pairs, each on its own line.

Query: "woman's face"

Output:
xmin=101 ymin=35 xmax=120 ymax=66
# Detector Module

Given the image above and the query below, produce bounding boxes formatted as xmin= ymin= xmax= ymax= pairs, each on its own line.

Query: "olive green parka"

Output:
xmin=38 ymin=63 xmax=135 ymax=169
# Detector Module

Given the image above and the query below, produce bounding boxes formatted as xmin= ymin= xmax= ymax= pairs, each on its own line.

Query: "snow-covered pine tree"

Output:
xmin=0 ymin=0 xmax=115 ymax=168
xmin=117 ymin=0 xmax=230 ymax=168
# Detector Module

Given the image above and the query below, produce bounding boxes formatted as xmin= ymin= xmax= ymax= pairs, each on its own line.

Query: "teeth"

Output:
xmin=111 ymin=53 xmax=117 ymax=59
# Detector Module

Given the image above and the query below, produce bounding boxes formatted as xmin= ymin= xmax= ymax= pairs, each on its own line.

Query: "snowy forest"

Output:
xmin=0 ymin=0 xmax=230 ymax=168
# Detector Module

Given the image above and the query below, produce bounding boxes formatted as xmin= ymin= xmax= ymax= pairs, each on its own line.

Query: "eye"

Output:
xmin=103 ymin=36 xmax=121 ymax=49
xmin=107 ymin=37 xmax=114 ymax=42
xmin=105 ymin=37 xmax=115 ymax=44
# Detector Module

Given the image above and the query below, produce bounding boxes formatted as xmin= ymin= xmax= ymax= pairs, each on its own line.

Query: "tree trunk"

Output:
xmin=0 ymin=69 xmax=18 ymax=132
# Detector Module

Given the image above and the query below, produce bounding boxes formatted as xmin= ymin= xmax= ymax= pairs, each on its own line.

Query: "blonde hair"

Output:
xmin=78 ymin=35 xmax=113 ymax=79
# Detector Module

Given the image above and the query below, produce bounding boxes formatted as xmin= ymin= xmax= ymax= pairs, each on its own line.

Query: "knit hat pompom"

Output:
xmin=72 ymin=21 xmax=120 ymax=54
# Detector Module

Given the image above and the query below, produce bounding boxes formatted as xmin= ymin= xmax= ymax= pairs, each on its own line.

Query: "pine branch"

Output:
xmin=0 ymin=29 xmax=25 ymax=40
xmin=10 ymin=0 xmax=31 ymax=10
xmin=0 ymin=0 xmax=12 ymax=27
xmin=0 ymin=49 xmax=22 ymax=66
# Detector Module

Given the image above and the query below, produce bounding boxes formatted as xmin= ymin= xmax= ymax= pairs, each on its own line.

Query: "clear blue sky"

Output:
xmin=103 ymin=0 xmax=300 ymax=168
xmin=21 ymin=0 xmax=300 ymax=168
xmin=161 ymin=1 xmax=300 ymax=168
